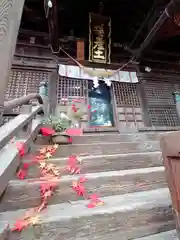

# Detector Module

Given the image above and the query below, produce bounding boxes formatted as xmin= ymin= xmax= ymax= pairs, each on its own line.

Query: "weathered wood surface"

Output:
xmin=135 ymin=230 xmax=178 ymax=240
xmin=1 ymin=167 xmax=166 ymax=211
xmin=0 ymin=106 xmax=43 ymax=198
xmin=0 ymin=223 xmax=9 ymax=240
xmin=1 ymin=188 xmax=174 ymax=240
xmin=160 ymin=131 xmax=180 ymax=239
xmin=72 ymin=132 xmax=161 ymax=144
xmin=40 ymin=141 xmax=161 ymax=157
xmin=0 ymin=106 xmax=42 ymax=150
xmin=25 ymin=152 xmax=163 ymax=178
xmin=4 ymin=94 xmax=43 ymax=112
xmin=0 ymin=0 xmax=25 ymax=115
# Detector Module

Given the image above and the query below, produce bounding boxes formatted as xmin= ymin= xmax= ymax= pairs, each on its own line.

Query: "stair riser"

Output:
xmin=135 ymin=230 xmax=178 ymax=240
xmin=2 ymin=171 xmax=166 ymax=211
xmin=72 ymin=133 xmax=160 ymax=144
xmin=47 ymin=141 xmax=160 ymax=157
xmin=22 ymin=153 xmax=162 ymax=179
xmin=9 ymin=206 xmax=174 ymax=240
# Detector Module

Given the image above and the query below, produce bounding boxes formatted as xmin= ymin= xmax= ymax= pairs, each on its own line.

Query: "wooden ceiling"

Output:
xmin=20 ymin=0 xmax=180 ymax=61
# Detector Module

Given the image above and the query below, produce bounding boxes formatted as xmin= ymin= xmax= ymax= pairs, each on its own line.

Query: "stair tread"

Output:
xmin=11 ymin=166 xmax=165 ymax=185
xmin=135 ymin=230 xmax=178 ymax=239
xmin=0 ymin=188 xmax=171 ymax=224
xmin=0 ymin=166 xmax=166 ymax=212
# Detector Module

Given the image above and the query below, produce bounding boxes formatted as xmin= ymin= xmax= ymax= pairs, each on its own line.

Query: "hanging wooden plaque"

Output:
xmin=89 ymin=13 xmax=111 ymax=64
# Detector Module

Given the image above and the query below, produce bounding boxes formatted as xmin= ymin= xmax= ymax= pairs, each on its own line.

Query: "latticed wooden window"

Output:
xmin=57 ymin=76 xmax=89 ymax=104
xmin=5 ymin=69 xmax=49 ymax=100
xmin=112 ymin=82 xmax=140 ymax=107
xmin=143 ymin=80 xmax=180 ymax=126
xmin=144 ymin=81 xmax=174 ymax=106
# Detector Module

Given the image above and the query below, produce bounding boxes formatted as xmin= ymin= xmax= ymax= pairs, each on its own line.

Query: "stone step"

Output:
xmin=72 ymin=132 xmax=161 ymax=144
xmin=2 ymin=188 xmax=174 ymax=240
xmin=83 ymin=127 xmax=119 ymax=133
xmin=22 ymin=152 xmax=163 ymax=179
xmin=1 ymin=167 xmax=166 ymax=212
xmin=135 ymin=230 xmax=178 ymax=240
xmin=35 ymin=141 xmax=160 ymax=157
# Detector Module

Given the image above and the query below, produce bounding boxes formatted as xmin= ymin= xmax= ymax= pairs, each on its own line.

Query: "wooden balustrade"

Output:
xmin=0 ymin=95 xmax=45 ymax=198
xmin=160 ymin=131 xmax=180 ymax=239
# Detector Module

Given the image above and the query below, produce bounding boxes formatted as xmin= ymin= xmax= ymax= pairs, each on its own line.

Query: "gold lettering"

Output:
xmin=92 ymin=24 xmax=106 ymax=61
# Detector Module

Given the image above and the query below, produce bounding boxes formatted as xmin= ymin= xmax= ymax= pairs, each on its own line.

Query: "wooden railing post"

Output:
xmin=160 ymin=131 xmax=180 ymax=239
xmin=19 ymin=105 xmax=32 ymax=138
xmin=0 ymin=0 xmax=25 ymax=118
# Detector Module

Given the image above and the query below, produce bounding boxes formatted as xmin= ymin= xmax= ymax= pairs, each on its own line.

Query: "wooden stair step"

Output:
xmin=20 ymin=152 xmax=163 ymax=179
xmin=72 ymin=132 xmax=161 ymax=144
xmin=1 ymin=167 xmax=166 ymax=212
xmin=135 ymin=230 xmax=178 ymax=240
xmin=34 ymin=141 xmax=160 ymax=158
xmin=1 ymin=188 xmax=174 ymax=240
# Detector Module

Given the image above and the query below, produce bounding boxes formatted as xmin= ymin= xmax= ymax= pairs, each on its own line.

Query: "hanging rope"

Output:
xmin=58 ymin=46 xmax=135 ymax=78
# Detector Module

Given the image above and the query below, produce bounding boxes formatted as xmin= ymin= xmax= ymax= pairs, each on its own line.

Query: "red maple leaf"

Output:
xmin=17 ymin=169 xmax=27 ymax=180
xmin=68 ymin=155 xmax=77 ymax=166
xmin=88 ymin=194 xmax=99 ymax=201
xmin=87 ymin=194 xmax=104 ymax=208
xmin=68 ymin=137 xmax=73 ymax=143
xmin=34 ymin=155 xmax=45 ymax=162
xmin=11 ymin=219 xmax=29 ymax=231
xmin=22 ymin=162 xmax=31 ymax=170
xmin=87 ymin=202 xmax=97 ymax=208
xmin=75 ymin=167 xmax=81 ymax=174
xmin=79 ymin=176 xmax=87 ymax=183
xmin=88 ymin=105 xmax=91 ymax=109
xmin=76 ymin=184 xmax=86 ymax=196
xmin=16 ymin=142 xmax=25 ymax=157
xmin=40 ymin=128 xmax=55 ymax=136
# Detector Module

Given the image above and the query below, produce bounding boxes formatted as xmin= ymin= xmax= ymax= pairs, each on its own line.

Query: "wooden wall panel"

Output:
xmin=112 ymin=82 xmax=144 ymax=131
xmin=5 ymin=69 xmax=49 ymax=100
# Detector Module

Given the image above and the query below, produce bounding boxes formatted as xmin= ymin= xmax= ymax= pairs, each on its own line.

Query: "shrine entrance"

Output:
xmin=89 ymin=80 xmax=114 ymax=127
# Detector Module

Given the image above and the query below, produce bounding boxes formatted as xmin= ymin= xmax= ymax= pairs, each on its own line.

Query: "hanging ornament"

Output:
xmin=105 ymin=79 xmax=112 ymax=87
xmin=48 ymin=0 xmax=52 ymax=8
xmin=92 ymin=77 xmax=99 ymax=88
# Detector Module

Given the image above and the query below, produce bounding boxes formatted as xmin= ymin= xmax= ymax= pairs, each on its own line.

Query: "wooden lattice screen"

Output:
xmin=5 ymin=69 xmax=49 ymax=100
xmin=112 ymin=82 xmax=143 ymax=129
xmin=112 ymin=82 xmax=140 ymax=107
xmin=56 ymin=76 xmax=89 ymax=104
xmin=143 ymin=80 xmax=180 ymax=126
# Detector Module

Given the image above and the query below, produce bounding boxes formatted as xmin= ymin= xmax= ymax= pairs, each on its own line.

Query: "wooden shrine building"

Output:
xmin=3 ymin=0 xmax=180 ymax=131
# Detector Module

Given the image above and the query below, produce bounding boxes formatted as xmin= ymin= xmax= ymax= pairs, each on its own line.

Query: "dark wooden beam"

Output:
xmin=47 ymin=0 xmax=60 ymax=53
xmin=135 ymin=0 xmax=180 ymax=59
xmin=130 ymin=2 xmax=156 ymax=48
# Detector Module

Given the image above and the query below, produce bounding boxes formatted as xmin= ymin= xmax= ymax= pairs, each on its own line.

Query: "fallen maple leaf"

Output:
xmin=88 ymin=194 xmax=99 ymax=201
xmin=68 ymin=137 xmax=73 ymax=143
xmin=16 ymin=142 xmax=25 ymax=157
xmin=17 ymin=169 xmax=27 ymax=180
xmin=79 ymin=176 xmax=87 ymax=183
xmin=11 ymin=219 xmax=29 ymax=231
xmin=28 ymin=215 xmax=41 ymax=226
xmin=23 ymin=162 xmax=31 ymax=170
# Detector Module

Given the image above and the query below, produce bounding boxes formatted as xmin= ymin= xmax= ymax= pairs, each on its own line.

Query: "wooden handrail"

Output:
xmin=0 ymin=106 xmax=42 ymax=150
xmin=4 ymin=94 xmax=43 ymax=112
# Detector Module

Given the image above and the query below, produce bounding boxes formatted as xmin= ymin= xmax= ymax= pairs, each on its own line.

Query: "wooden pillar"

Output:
xmin=160 ymin=132 xmax=180 ymax=239
xmin=48 ymin=71 xmax=58 ymax=115
xmin=136 ymin=69 xmax=152 ymax=126
xmin=0 ymin=0 xmax=25 ymax=117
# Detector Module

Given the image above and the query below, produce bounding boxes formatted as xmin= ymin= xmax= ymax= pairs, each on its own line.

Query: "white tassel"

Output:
xmin=48 ymin=0 xmax=52 ymax=8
